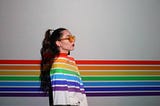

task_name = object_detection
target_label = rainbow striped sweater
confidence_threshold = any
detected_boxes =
[50,53,88,106]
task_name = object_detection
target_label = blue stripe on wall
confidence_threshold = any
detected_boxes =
[1,81,160,86]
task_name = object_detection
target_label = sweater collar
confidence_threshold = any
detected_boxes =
[59,53,68,57]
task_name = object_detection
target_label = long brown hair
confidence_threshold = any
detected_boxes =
[40,28,67,93]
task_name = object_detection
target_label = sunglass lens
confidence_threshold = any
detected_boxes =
[69,36,75,42]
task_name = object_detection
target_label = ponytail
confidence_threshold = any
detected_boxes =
[40,29,54,93]
[40,28,67,93]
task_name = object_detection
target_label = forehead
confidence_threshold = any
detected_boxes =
[61,30,71,37]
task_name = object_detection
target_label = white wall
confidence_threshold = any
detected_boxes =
[0,0,160,60]
[0,0,160,106]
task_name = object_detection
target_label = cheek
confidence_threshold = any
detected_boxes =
[61,42,74,50]
[61,42,71,48]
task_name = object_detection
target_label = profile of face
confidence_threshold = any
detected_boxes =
[56,30,75,53]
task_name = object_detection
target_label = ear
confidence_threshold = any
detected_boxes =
[56,40,61,47]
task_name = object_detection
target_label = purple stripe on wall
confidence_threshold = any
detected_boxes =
[1,92,160,97]
[0,93,47,97]
[1,87,160,91]
[86,92,160,96]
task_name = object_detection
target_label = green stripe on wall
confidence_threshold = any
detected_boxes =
[1,76,160,81]
[0,76,40,81]
[82,76,160,81]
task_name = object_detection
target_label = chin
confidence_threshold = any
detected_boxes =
[70,48,74,51]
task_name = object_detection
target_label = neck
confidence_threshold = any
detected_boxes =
[59,51,70,55]
[59,48,69,54]
[60,51,69,54]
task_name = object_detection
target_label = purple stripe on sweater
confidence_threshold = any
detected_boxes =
[52,86,85,94]
[51,80,84,89]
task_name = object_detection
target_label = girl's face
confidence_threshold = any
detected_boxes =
[56,30,75,53]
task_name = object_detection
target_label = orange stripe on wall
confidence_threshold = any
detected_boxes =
[0,66,160,70]
[0,66,40,70]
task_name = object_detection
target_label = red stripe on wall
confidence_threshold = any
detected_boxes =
[0,60,160,65]
[76,60,160,65]
[0,60,40,64]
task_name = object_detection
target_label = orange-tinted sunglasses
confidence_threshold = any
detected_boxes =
[59,35,75,42]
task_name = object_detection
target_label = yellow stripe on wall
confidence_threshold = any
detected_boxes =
[1,70,160,76]
[0,71,40,75]
[0,66,40,70]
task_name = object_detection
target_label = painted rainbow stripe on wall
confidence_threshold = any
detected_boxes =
[0,60,160,97]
